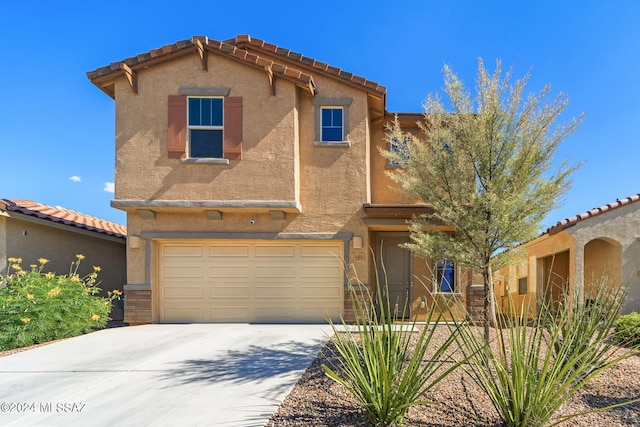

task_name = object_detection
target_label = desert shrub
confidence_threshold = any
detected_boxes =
[0,255,120,351]
[323,272,464,427]
[615,312,640,347]
[452,285,639,427]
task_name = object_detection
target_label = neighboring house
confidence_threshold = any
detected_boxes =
[0,199,127,321]
[495,194,640,316]
[87,35,481,325]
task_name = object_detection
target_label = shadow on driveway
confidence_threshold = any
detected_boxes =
[160,338,327,394]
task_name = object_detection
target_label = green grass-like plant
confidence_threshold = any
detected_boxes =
[615,311,640,347]
[0,255,120,351]
[322,273,464,426]
[451,284,640,427]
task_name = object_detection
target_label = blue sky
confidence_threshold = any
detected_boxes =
[1,1,638,230]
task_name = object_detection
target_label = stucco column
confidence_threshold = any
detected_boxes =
[572,240,585,304]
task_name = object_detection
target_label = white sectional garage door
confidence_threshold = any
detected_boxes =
[158,240,344,323]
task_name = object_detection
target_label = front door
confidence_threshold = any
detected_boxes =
[375,232,412,318]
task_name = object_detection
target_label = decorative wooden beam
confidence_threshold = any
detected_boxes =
[195,38,208,71]
[120,63,138,95]
[264,65,275,96]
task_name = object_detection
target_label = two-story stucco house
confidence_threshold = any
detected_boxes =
[88,35,477,325]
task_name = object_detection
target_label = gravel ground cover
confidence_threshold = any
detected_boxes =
[267,326,640,427]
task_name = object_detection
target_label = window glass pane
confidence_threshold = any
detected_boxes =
[211,98,223,126]
[188,98,223,126]
[188,98,201,125]
[437,260,455,292]
[321,107,343,141]
[322,108,333,125]
[190,129,223,158]
[518,277,528,295]
[322,127,342,142]
[332,108,342,126]
[201,98,212,126]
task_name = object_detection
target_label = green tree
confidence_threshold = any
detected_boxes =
[383,59,583,338]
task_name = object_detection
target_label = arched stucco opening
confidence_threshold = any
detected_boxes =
[583,237,622,297]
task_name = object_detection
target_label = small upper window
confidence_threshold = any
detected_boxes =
[436,259,455,293]
[188,97,223,158]
[312,97,351,146]
[321,107,343,142]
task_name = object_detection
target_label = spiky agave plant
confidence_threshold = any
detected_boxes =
[452,279,639,427]
[323,268,464,426]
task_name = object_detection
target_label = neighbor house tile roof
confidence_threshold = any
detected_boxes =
[87,35,386,100]
[0,199,126,239]
[546,193,640,235]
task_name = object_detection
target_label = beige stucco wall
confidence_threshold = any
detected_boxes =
[495,232,576,316]
[566,202,640,314]
[112,51,383,322]
[1,215,126,321]
[496,201,640,315]
[370,119,423,205]
[114,54,300,202]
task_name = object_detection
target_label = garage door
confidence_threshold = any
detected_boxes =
[158,240,344,323]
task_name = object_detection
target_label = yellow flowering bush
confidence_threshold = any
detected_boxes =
[0,255,121,351]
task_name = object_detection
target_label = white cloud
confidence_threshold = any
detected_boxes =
[103,182,115,193]
[69,176,82,182]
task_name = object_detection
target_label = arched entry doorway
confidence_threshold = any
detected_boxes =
[583,237,622,297]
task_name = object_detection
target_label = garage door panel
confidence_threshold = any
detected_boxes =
[163,286,204,299]
[255,265,296,278]
[254,286,295,299]
[255,245,295,257]
[163,246,203,257]
[208,245,249,257]
[209,286,250,299]
[163,265,204,278]
[301,245,340,257]
[209,265,251,278]
[159,240,343,323]
[209,307,250,321]
[254,306,297,320]
[162,307,204,323]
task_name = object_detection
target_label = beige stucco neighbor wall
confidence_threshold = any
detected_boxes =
[565,202,640,314]
[1,215,126,321]
[496,201,640,316]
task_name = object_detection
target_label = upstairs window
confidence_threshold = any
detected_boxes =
[436,259,455,293]
[167,92,242,161]
[312,97,351,146]
[188,97,224,158]
[321,107,343,142]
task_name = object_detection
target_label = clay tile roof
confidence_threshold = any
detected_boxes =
[87,35,317,98]
[545,193,640,235]
[0,199,126,239]
[226,35,386,96]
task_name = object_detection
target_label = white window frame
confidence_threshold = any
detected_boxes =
[434,259,457,294]
[187,96,224,159]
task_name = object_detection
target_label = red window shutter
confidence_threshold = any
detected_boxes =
[167,95,187,159]
[223,97,242,160]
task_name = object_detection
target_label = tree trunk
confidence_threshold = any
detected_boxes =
[483,265,498,341]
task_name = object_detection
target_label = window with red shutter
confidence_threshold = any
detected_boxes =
[167,95,242,161]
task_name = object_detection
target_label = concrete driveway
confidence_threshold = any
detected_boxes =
[0,324,333,426]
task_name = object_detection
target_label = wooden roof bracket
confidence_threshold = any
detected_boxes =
[264,64,276,96]
[195,38,208,71]
[120,63,138,95]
